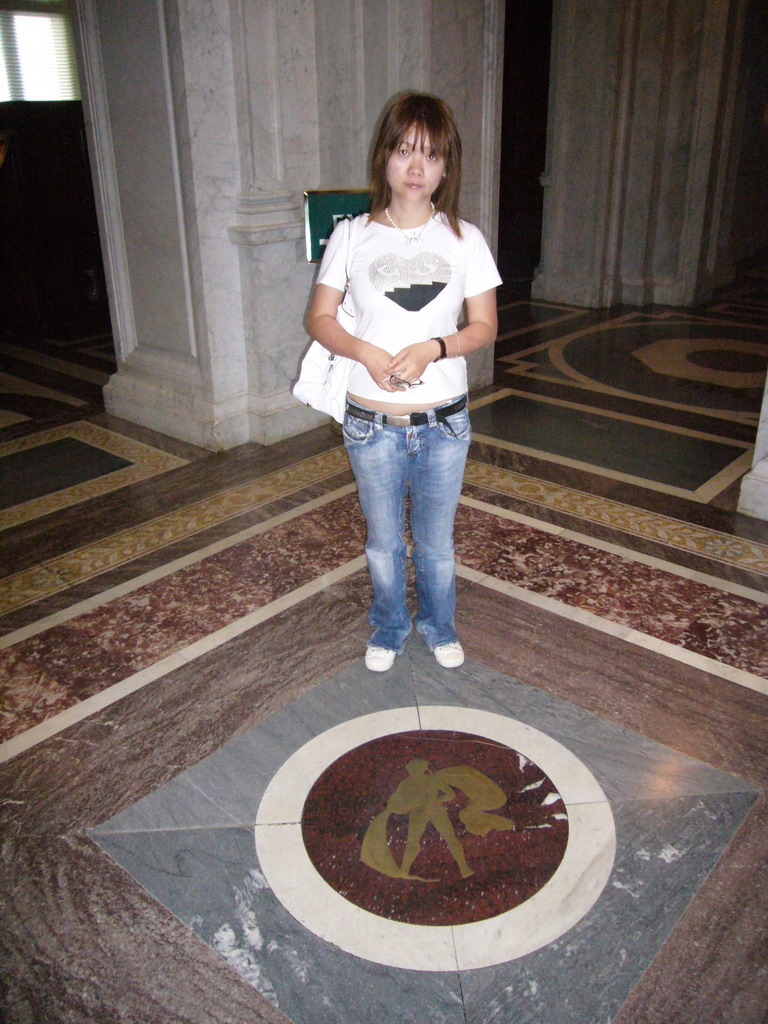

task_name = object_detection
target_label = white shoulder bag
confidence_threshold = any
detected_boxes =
[293,216,360,423]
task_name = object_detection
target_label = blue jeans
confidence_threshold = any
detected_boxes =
[343,396,471,652]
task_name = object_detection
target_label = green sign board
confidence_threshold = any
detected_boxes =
[304,189,370,262]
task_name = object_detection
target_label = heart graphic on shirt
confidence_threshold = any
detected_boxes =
[369,252,451,312]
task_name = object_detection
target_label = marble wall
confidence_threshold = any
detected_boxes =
[76,0,505,449]
[533,0,751,309]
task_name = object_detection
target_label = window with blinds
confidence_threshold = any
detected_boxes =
[0,2,80,101]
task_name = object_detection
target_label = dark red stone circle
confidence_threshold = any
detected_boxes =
[301,729,569,926]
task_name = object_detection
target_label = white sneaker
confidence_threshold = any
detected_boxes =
[433,641,464,668]
[365,646,397,672]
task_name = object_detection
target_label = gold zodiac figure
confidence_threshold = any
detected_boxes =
[360,758,515,882]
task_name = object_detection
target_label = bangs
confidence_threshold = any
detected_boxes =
[395,118,450,158]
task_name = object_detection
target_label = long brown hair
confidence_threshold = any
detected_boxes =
[369,92,463,237]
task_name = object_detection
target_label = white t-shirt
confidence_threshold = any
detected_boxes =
[316,213,502,406]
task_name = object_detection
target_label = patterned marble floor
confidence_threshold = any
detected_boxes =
[1,278,767,1023]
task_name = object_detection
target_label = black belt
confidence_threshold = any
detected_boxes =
[345,396,466,427]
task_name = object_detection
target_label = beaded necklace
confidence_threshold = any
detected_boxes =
[384,202,436,244]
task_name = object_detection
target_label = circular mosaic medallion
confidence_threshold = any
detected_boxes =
[301,729,568,926]
[255,706,615,971]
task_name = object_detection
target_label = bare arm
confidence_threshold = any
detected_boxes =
[385,287,499,381]
[306,284,405,393]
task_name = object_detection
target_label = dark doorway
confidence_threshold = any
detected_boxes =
[497,0,553,298]
[0,100,111,340]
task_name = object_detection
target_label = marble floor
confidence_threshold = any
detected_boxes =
[1,273,767,1023]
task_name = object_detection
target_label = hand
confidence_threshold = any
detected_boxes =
[385,340,439,383]
[360,345,411,392]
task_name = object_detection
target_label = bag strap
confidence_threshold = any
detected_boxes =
[343,213,364,284]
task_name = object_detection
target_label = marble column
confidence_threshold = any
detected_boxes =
[77,0,253,450]
[225,0,321,444]
[533,0,749,308]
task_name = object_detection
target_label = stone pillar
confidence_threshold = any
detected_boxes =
[533,0,749,308]
[225,0,321,443]
[77,0,253,449]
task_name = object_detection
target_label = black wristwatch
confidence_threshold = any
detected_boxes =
[432,337,447,361]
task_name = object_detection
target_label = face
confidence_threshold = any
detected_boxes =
[385,129,446,205]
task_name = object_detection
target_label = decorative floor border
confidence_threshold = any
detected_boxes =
[463,460,768,573]
[0,447,350,613]
[3,446,766,619]
[0,421,188,531]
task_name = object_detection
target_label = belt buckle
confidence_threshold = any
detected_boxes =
[387,414,412,427]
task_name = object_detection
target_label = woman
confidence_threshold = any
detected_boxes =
[307,92,501,672]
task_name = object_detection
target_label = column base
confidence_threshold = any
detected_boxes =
[737,458,768,521]
[103,369,249,451]
[104,367,335,450]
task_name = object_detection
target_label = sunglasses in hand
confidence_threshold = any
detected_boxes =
[389,375,424,389]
